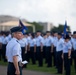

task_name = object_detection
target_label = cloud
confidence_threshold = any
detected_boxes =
[0,0,76,32]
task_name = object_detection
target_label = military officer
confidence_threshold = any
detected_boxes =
[18,34,28,68]
[62,35,72,75]
[42,33,47,60]
[2,32,9,62]
[45,31,53,67]
[29,33,36,65]
[18,34,27,60]
[53,32,58,66]
[36,31,43,67]
[24,33,31,62]
[56,32,64,74]
[72,31,76,73]
[6,26,23,75]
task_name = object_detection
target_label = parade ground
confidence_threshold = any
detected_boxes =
[0,65,53,75]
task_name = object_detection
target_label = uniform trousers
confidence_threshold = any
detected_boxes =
[30,47,36,64]
[73,50,76,72]
[21,47,27,68]
[43,46,46,59]
[53,47,56,66]
[46,46,52,67]
[0,49,2,60]
[64,53,71,75]
[2,44,7,62]
[7,62,22,75]
[21,47,26,61]
[36,46,43,67]
[27,51,30,62]
[70,50,74,66]
[56,51,63,73]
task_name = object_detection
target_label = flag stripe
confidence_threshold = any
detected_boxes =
[19,19,28,34]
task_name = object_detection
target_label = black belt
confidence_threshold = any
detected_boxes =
[8,62,21,66]
[8,62,13,64]
[57,51,62,52]
[46,46,51,47]
[2,44,6,46]
[37,46,40,48]
[64,53,68,54]
[8,62,20,64]
[30,47,34,48]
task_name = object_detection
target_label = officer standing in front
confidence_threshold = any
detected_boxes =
[62,35,72,75]
[6,26,23,75]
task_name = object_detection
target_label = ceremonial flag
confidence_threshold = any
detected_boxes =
[19,19,28,34]
[64,21,68,35]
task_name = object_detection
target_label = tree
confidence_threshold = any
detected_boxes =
[51,24,71,32]
[26,26,33,32]
[27,22,43,32]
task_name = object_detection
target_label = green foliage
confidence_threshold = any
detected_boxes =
[26,26,33,32]
[51,24,71,32]
[27,22,43,32]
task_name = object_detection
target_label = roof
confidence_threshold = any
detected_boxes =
[0,15,27,23]
[0,21,32,26]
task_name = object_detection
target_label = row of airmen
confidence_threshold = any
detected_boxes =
[0,31,11,62]
[0,30,76,75]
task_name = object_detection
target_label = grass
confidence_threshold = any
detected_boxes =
[0,60,7,66]
[26,60,57,74]
[0,59,76,75]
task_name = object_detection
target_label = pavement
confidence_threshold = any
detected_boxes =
[0,65,54,75]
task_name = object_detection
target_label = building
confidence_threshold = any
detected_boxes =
[0,15,35,32]
[38,22,54,32]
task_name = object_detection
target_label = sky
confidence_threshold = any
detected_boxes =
[0,0,76,32]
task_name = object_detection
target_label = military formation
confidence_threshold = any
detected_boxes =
[0,26,76,75]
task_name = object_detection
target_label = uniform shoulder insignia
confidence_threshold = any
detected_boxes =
[16,40,19,43]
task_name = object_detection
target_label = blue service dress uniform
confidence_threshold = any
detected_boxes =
[63,40,72,75]
[45,36,53,67]
[52,36,58,66]
[6,38,22,75]
[70,37,74,65]
[43,37,47,60]
[18,37,27,61]
[6,26,23,75]
[2,36,9,62]
[29,38,36,64]
[18,37,28,68]
[36,35,43,67]
[71,38,76,72]
[26,36,31,62]
[56,38,64,74]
